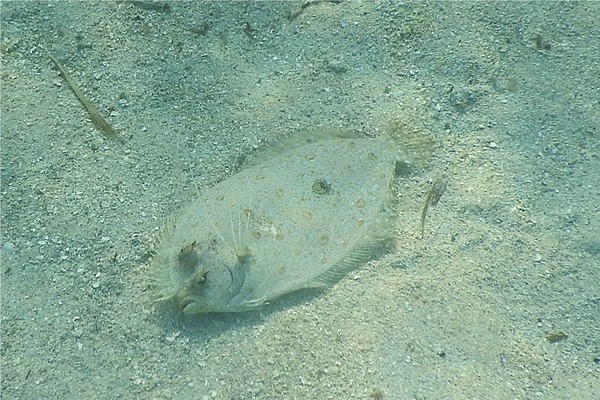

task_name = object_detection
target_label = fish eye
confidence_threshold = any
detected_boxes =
[195,271,208,287]
[178,243,200,274]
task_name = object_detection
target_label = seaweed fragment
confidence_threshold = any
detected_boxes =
[288,0,345,20]
[533,33,551,51]
[48,52,123,143]
[125,1,171,13]
[545,331,567,343]
[242,22,258,40]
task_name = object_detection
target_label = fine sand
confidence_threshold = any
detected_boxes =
[1,2,598,399]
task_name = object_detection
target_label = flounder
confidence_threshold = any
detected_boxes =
[154,131,422,314]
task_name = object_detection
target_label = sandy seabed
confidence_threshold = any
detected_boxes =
[1,2,598,399]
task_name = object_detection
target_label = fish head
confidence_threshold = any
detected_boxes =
[169,239,248,314]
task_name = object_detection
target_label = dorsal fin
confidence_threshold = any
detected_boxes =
[242,129,367,168]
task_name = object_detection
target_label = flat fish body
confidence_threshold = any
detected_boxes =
[154,133,406,314]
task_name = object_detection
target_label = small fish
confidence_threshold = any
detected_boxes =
[420,179,446,238]
[48,52,123,143]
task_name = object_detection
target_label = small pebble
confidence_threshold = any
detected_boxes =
[2,241,16,255]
